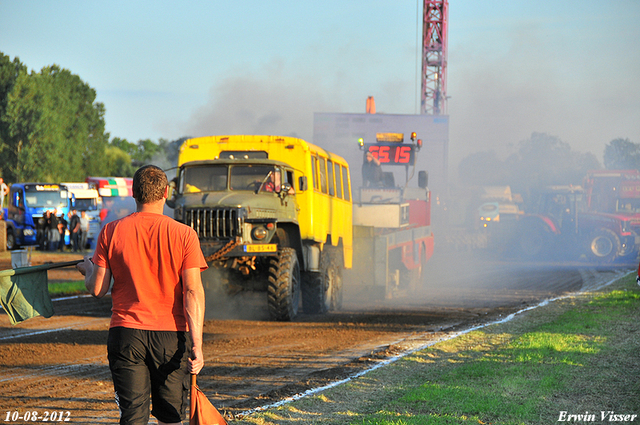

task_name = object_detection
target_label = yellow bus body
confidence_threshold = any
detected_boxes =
[178,135,353,268]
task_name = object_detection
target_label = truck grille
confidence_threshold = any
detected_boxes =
[184,208,244,240]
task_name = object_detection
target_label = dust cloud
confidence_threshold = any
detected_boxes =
[182,63,335,142]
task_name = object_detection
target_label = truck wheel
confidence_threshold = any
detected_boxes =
[302,249,343,314]
[267,247,301,321]
[587,228,620,263]
[6,229,17,251]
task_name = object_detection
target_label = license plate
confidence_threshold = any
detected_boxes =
[244,244,277,253]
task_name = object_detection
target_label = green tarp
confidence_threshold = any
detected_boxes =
[0,260,81,325]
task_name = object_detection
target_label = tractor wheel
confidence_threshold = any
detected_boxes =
[586,228,620,263]
[302,248,343,314]
[518,225,548,259]
[267,247,301,321]
[617,230,639,262]
[6,228,17,251]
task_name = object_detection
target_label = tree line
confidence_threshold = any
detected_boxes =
[2,51,638,192]
[457,133,640,205]
[0,52,183,183]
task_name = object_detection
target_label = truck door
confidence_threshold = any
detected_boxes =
[8,187,25,225]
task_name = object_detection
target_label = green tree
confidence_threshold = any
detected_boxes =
[457,132,601,206]
[0,53,27,176]
[134,138,162,164]
[104,146,136,177]
[603,138,640,170]
[109,137,137,158]
[0,61,109,182]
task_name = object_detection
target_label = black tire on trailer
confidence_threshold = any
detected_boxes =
[302,248,343,314]
[267,247,301,321]
[586,228,620,264]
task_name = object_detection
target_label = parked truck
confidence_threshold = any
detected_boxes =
[85,177,136,224]
[3,183,71,250]
[62,182,101,248]
[167,133,434,320]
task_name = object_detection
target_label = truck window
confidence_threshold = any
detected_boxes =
[183,165,228,193]
[327,160,335,196]
[229,165,275,191]
[74,198,98,211]
[334,162,343,199]
[311,156,318,191]
[25,188,68,209]
[319,157,327,194]
[341,166,350,202]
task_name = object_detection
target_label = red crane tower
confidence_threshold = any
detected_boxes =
[421,0,448,115]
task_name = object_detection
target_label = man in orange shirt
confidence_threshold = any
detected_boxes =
[77,165,207,425]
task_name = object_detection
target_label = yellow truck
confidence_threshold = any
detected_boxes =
[168,135,353,320]
[168,133,435,321]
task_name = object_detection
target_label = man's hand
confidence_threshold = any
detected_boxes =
[189,345,204,375]
[76,256,93,277]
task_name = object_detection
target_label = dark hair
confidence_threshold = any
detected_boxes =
[132,165,168,204]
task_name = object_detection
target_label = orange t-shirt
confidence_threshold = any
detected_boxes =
[93,212,207,331]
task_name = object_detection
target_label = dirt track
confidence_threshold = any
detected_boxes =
[0,250,632,423]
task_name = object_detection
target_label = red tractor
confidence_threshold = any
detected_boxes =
[499,185,638,263]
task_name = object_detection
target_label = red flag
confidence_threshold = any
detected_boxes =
[190,374,227,425]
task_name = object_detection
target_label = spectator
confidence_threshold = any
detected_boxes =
[0,177,8,216]
[48,209,60,251]
[79,210,89,251]
[68,209,81,252]
[57,212,67,251]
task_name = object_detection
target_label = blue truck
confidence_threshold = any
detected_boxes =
[2,183,72,250]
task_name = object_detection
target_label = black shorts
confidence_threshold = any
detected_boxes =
[107,327,190,425]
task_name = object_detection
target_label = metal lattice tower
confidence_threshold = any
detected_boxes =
[421,0,448,115]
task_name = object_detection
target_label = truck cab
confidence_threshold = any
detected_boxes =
[62,182,101,249]
[168,135,353,321]
[4,183,71,250]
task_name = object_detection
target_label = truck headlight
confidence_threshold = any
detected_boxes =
[24,229,34,236]
[252,226,268,240]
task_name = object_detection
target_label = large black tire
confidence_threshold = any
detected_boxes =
[267,247,301,321]
[302,248,343,314]
[6,228,17,251]
[617,230,639,262]
[518,225,548,259]
[586,228,620,263]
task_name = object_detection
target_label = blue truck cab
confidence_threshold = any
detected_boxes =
[3,183,71,250]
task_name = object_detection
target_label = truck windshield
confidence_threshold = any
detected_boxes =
[75,198,98,211]
[182,165,228,193]
[181,165,278,192]
[230,165,276,191]
[25,188,69,209]
[616,198,640,213]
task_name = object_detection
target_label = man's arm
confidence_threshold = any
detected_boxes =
[183,267,206,375]
[76,257,111,298]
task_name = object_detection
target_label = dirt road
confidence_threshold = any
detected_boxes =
[0,250,631,423]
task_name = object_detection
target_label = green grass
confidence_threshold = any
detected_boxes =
[237,275,640,425]
[48,280,86,296]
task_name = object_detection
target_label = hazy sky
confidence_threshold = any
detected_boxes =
[1,0,638,170]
